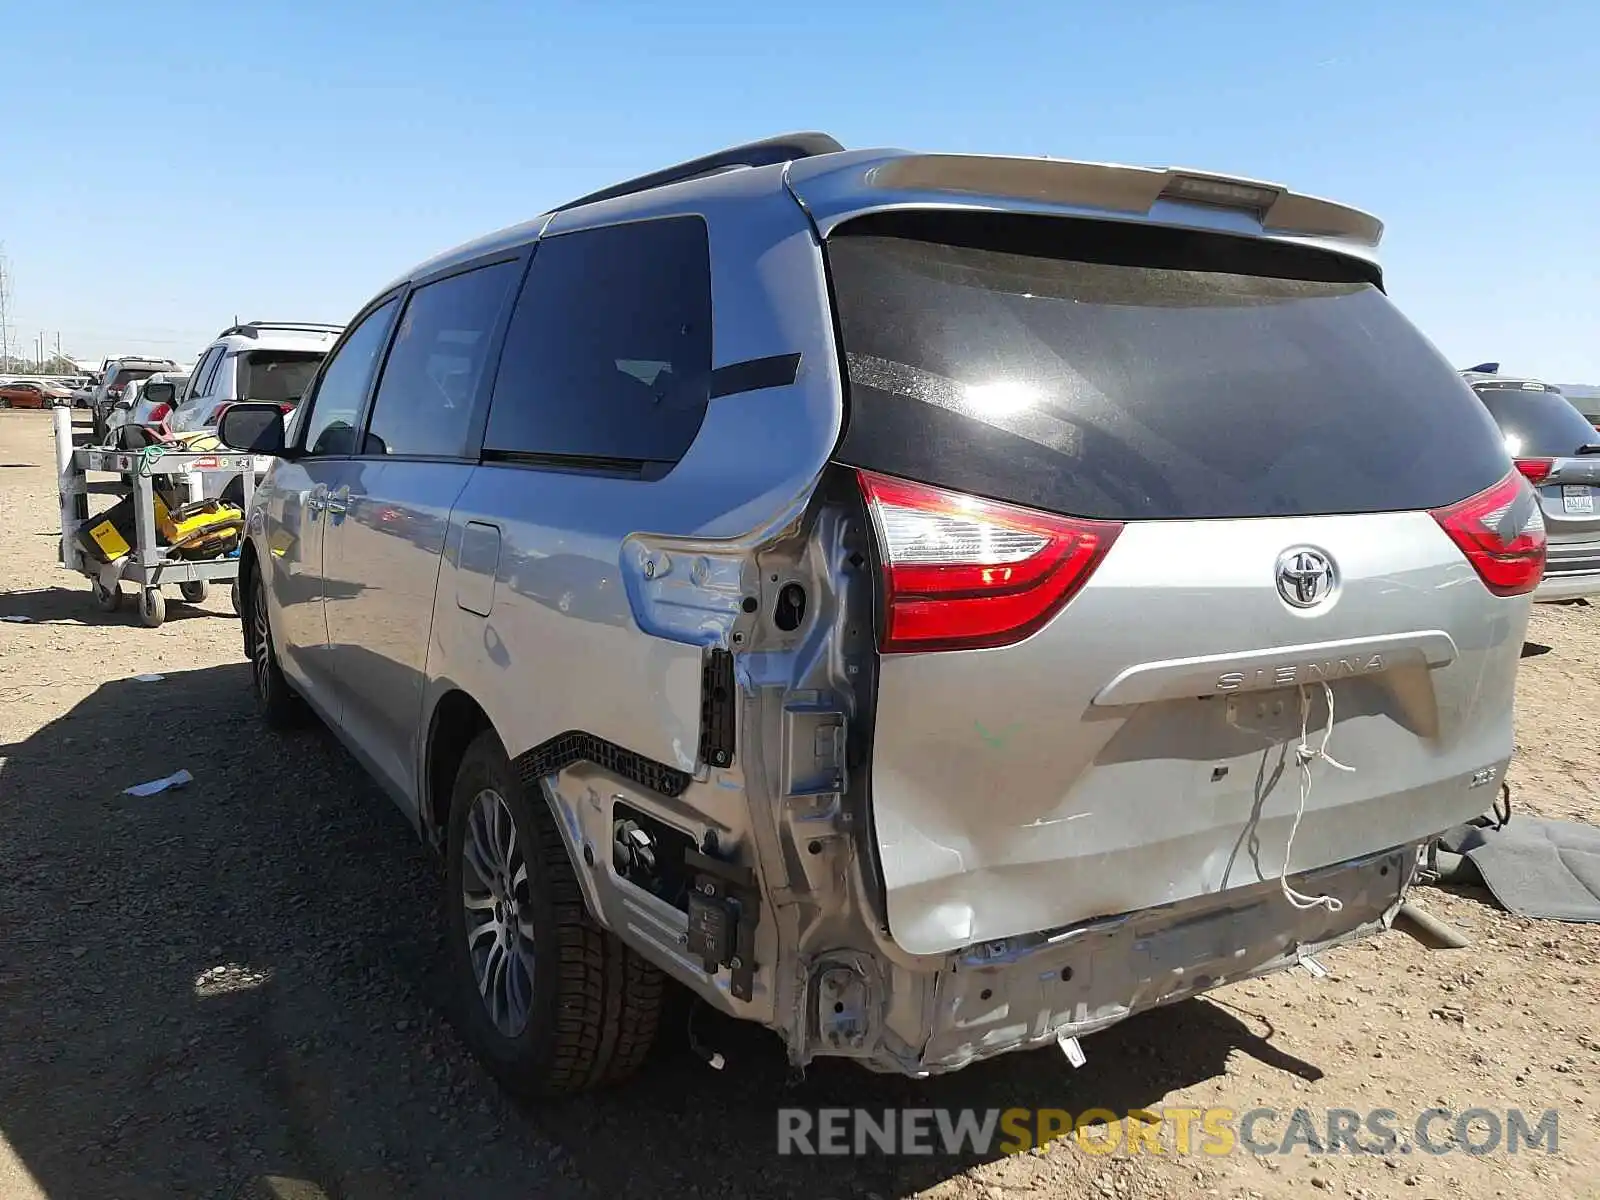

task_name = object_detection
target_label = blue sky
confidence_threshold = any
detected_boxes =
[5,0,1597,379]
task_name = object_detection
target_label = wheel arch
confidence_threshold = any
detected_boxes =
[421,690,621,934]
[421,687,495,854]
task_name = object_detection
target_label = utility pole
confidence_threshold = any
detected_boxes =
[56,332,62,374]
[0,245,10,372]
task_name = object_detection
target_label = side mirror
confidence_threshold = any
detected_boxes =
[218,401,293,457]
[143,381,176,405]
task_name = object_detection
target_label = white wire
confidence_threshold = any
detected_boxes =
[1279,680,1354,913]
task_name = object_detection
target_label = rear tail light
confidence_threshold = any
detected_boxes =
[147,403,170,425]
[1431,471,1546,597]
[1514,457,1553,485]
[207,402,232,425]
[857,470,1122,653]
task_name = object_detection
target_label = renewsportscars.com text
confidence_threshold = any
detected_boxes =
[776,1106,1560,1158]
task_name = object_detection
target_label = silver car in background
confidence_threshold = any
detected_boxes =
[103,371,191,441]
[1463,369,1600,601]
[219,133,1543,1099]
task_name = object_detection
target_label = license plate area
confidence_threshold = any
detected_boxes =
[1131,907,1239,974]
[1563,485,1594,515]
[1225,686,1303,739]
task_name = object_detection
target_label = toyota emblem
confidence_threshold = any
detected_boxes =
[1275,547,1336,609]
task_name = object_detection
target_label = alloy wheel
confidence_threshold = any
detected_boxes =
[460,788,536,1037]
[251,575,273,701]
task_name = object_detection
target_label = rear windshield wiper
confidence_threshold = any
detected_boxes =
[1577,444,1600,455]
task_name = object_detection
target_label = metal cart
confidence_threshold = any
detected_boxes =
[53,407,257,628]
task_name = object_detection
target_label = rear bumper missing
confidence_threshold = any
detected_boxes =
[804,843,1417,1076]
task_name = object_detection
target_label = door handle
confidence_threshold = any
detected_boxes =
[325,487,349,518]
[305,486,328,517]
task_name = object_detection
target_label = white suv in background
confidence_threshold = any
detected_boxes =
[171,321,343,503]
[171,321,342,435]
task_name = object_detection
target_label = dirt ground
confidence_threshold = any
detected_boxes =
[1,408,1596,1200]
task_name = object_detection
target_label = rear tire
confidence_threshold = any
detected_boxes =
[243,567,305,729]
[444,731,663,1098]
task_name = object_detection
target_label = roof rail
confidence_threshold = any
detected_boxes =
[219,320,345,340]
[551,131,844,214]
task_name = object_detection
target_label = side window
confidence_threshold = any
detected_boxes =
[483,216,712,467]
[189,348,224,401]
[180,352,208,401]
[299,299,400,457]
[364,260,520,458]
[213,354,238,403]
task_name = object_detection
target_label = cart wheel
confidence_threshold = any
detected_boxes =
[229,581,241,617]
[138,588,166,628]
[91,579,122,613]
[179,580,208,604]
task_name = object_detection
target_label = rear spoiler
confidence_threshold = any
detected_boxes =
[786,151,1385,264]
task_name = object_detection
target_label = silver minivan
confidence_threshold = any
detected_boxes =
[218,133,1543,1098]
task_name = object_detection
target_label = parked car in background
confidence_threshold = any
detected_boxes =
[70,376,100,408]
[0,379,73,409]
[104,371,191,441]
[170,321,341,436]
[168,322,341,505]
[1463,368,1600,601]
[221,134,1541,1100]
[91,356,181,439]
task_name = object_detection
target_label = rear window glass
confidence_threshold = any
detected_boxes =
[826,217,1510,521]
[239,350,325,407]
[1472,384,1599,457]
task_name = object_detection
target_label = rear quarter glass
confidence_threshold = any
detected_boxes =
[826,213,1510,521]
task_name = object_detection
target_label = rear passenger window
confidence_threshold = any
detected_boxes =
[484,217,712,467]
[365,260,521,458]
